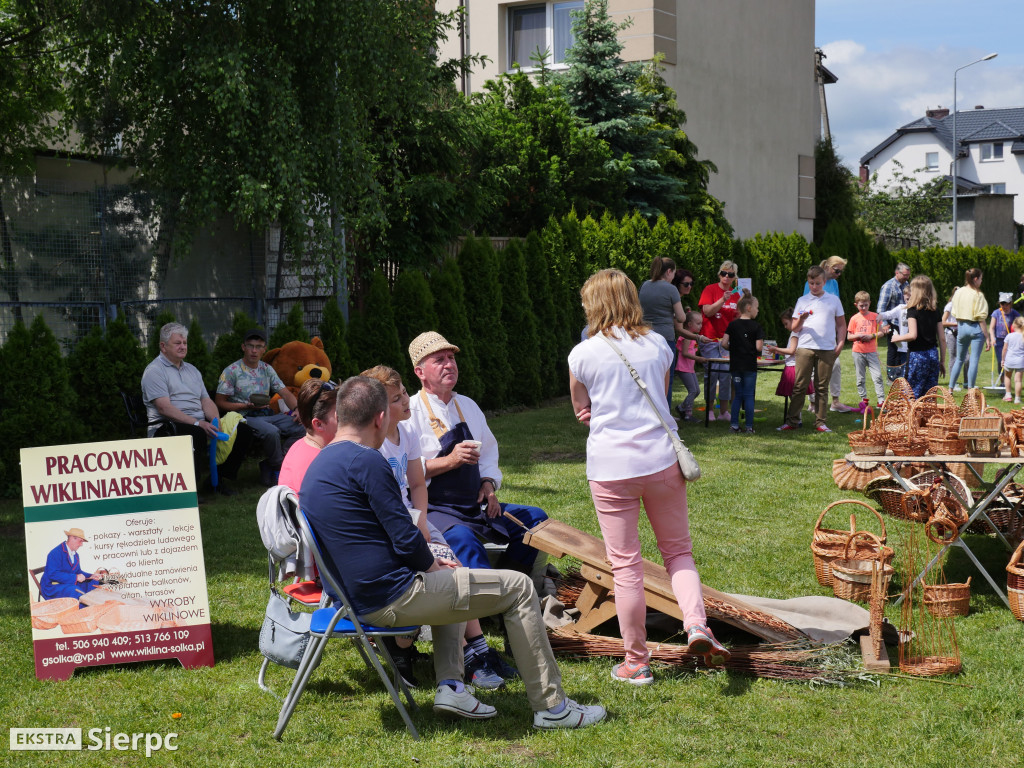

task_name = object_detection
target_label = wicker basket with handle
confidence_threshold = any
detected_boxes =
[848,408,888,455]
[811,500,887,587]
[831,530,895,603]
[1008,539,1024,621]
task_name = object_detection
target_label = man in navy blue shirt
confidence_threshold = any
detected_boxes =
[301,376,605,729]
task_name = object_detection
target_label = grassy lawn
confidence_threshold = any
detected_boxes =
[2,345,1023,767]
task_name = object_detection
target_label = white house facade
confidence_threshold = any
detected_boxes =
[435,0,822,241]
[860,106,1024,240]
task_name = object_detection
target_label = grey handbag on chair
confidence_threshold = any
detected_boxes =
[259,588,314,670]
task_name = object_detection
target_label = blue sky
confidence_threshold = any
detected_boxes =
[816,0,1024,169]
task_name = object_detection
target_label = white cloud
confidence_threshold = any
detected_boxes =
[820,40,1024,169]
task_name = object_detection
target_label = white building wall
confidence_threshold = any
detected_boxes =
[435,0,817,240]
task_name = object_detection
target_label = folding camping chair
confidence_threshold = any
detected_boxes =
[272,510,421,740]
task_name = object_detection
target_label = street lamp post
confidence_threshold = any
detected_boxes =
[952,53,997,246]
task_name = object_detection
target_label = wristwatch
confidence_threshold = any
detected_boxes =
[193,419,201,427]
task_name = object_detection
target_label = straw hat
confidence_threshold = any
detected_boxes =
[64,527,88,541]
[409,332,460,367]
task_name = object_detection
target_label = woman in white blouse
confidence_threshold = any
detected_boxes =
[567,269,729,686]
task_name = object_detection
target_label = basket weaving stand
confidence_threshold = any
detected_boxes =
[519,517,805,643]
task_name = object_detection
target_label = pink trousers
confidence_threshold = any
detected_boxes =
[589,463,707,665]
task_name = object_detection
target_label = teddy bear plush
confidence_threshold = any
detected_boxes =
[262,338,333,413]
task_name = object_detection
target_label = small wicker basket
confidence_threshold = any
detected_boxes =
[899,656,962,676]
[848,408,888,455]
[1007,539,1024,622]
[30,598,80,630]
[923,577,971,618]
[811,501,887,587]
[831,531,894,603]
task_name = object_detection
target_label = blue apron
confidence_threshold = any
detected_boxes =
[421,393,508,545]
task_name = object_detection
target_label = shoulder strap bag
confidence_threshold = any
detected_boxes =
[599,333,701,481]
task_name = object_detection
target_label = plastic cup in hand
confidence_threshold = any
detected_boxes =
[462,440,482,452]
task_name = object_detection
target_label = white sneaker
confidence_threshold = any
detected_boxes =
[1015,398,1021,405]
[433,685,497,719]
[533,698,607,729]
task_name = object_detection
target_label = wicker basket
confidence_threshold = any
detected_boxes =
[959,388,986,417]
[831,531,894,603]
[30,598,80,630]
[923,577,971,618]
[908,469,972,512]
[58,602,118,634]
[877,379,914,439]
[913,387,960,440]
[1008,539,1024,622]
[888,436,929,456]
[811,500,887,588]
[848,408,888,455]
[96,604,166,633]
[925,499,968,544]
[899,656,963,676]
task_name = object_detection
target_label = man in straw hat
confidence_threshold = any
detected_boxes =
[406,332,549,576]
[40,527,107,601]
[301,376,605,728]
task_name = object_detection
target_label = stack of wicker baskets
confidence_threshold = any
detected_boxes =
[914,387,967,455]
[847,408,888,456]
[877,379,917,454]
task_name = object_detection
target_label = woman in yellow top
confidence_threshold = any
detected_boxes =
[947,268,991,390]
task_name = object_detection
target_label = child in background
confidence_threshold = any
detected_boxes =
[721,292,764,433]
[766,308,811,419]
[361,365,514,691]
[878,284,911,381]
[674,311,707,421]
[1001,316,1024,404]
[847,290,885,410]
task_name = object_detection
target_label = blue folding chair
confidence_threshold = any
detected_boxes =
[273,510,421,740]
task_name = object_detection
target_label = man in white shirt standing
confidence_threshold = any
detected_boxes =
[406,332,548,580]
[779,266,847,433]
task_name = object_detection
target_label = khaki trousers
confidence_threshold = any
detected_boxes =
[363,567,564,712]
[787,348,837,428]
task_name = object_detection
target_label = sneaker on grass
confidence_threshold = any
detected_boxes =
[433,684,496,719]
[533,698,607,729]
[610,660,654,686]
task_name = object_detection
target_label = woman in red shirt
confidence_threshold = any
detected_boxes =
[697,261,741,421]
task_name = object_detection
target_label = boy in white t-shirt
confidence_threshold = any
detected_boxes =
[779,266,846,433]
[361,365,514,691]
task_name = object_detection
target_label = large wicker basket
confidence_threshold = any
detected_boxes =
[831,531,894,603]
[1008,539,1024,622]
[30,598,80,630]
[811,500,887,587]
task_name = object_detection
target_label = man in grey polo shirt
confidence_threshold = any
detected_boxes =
[141,322,252,495]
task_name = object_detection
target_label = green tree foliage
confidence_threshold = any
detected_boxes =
[497,240,542,406]
[0,315,81,495]
[430,257,483,401]
[65,0,484,277]
[346,270,403,372]
[456,236,510,409]
[636,55,729,231]
[474,68,623,236]
[319,299,353,380]
[813,137,857,245]
[558,0,683,219]
[392,270,440,387]
[522,232,562,398]
[268,303,310,350]
[0,0,71,173]
[65,314,147,442]
[856,160,951,248]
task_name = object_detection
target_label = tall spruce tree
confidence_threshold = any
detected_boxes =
[346,270,404,372]
[558,0,683,219]
[392,269,440,387]
[523,232,562,398]
[813,137,857,246]
[319,299,354,379]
